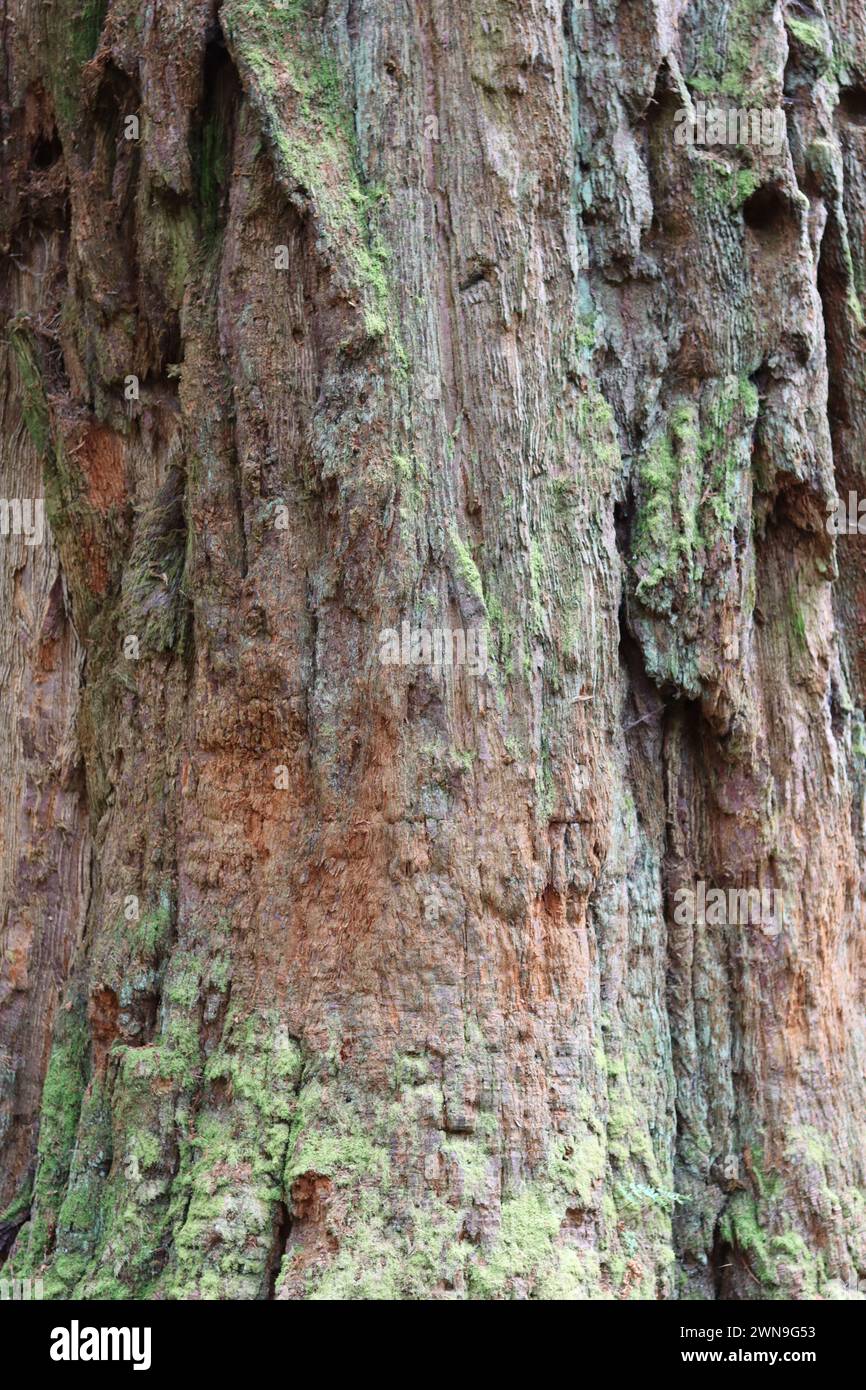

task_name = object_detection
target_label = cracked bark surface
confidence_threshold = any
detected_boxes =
[0,0,864,1300]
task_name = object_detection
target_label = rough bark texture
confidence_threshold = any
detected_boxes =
[1,0,865,1300]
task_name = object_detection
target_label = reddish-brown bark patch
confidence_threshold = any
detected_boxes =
[73,423,126,512]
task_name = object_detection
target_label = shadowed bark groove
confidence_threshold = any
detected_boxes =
[0,0,864,1300]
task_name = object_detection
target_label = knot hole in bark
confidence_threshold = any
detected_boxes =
[838,86,866,126]
[741,184,793,239]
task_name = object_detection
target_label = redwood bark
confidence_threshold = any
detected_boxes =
[1,0,865,1300]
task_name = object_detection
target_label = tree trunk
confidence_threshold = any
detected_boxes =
[1,0,865,1301]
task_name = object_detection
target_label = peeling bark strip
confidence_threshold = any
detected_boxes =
[0,0,864,1302]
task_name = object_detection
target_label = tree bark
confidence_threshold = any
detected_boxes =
[1,0,865,1300]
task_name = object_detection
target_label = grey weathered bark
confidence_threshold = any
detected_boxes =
[0,0,864,1299]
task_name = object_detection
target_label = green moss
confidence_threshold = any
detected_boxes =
[748,1146,784,1202]
[633,406,700,606]
[128,894,173,964]
[440,1136,491,1203]
[734,168,761,206]
[8,318,51,455]
[19,989,686,1300]
[574,317,597,352]
[528,539,547,635]
[166,953,203,1009]
[689,0,775,102]
[47,1078,114,1295]
[390,1052,432,1089]
[786,1125,831,1170]
[102,1011,303,1299]
[847,286,866,329]
[118,482,189,656]
[394,452,430,521]
[504,733,525,761]
[197,98,231,247]
[694,162,763,216]
[632,376,757,626]
[485,589,517,680]
[547,1133,605,1206]
[393,452,413,484]
[8,1001,89,1274]
[575,385,620,477]
[45,0,108,128]
[789,588,808,651]
[296,1187,466,1301]
[716,1148,799,1295]
[785,16,827,56]
[223,0,397,348]
[271,1070,673,1299]
[277,1077,479,1300]
[771,1230,809,1259]
[166,1100,289,1298]
[466,1182,604,1300]
[536,741,555,825]
[832,37,858,87]
[469,1189,560,1297]
[720,1190,777,1287]
[449,524,486,605]
[208,953,232,993]
[285,1083,390,1187]
[6,319,110,624]
[0,1183,33,1229]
